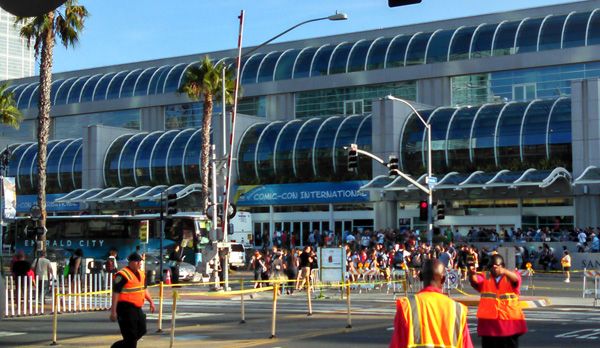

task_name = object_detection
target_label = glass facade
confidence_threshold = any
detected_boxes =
[295,82,416,118]
[102,128,206,187]
[53,109,140,139]
[236,114,372,185]
[451,62,600,106]
[1,139,81,194]
[10,6,600,109]
[400,97,571,175]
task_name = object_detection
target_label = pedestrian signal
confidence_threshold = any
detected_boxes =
[419,200,428,221]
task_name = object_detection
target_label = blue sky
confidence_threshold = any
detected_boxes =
[50,0,576,73]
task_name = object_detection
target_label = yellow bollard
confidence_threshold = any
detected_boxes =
[306,275,313,316]
[157,281,164,333]
[269,282,279,339]
[170,290,178,348]
[345,280,352,329]
[51,293,59,345]
[240,279,246,324]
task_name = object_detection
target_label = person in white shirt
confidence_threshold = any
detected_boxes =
[32,251,54,299]
[578,229,588,245]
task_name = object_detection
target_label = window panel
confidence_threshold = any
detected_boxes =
[274,120,304,179]
[104,134,133,187]
[588,10,600,46]
[310,45,335,77]
[162,64,188,94]
[563,12,589,48]
[328,42,352,75]
[237,123,269,184]
[105,71,129,100]
[313,116,343,178]
[150,130,179,185]
[134,131,163,186]
[425,29,454,64]
[294,118,324,180]
[292,47,318,79]
[427,107,455,173]
[347,39,373,72]
[274,49,300,81]
[65,76,90,105]
[92,73,116,101]
[522,99,554,165]
[547,98,571,169]
[256,122,285,182]
[539,14,567,51]
[446,106,479,171]
[119,69,143,98]
[515,17,544,54]
[492,21,519,56]
[496,102,528,167]
[400,110,432,174]
[405,32,432,66]
[449,26,476,61]
[366,37,391,70]
[119,132,147,187]
[241,54,266,85]
[257,51,283,83]
[386,35,411,68]
[133,67,158,97]
[79,74,102,103]
[471,104,503,169]
[166,129,194,185]
[182,129,202,184]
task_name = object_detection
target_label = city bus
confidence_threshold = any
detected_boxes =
[9,213,212,269]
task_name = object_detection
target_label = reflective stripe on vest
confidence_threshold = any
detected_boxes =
[116,267,146,307]
[406,293,466,348]
[476,272,525,321]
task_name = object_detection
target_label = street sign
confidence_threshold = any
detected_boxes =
[445,269,460,289]
[139,220,149,243]
[427,176,437,188]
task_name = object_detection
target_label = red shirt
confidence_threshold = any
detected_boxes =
[472,272,528,337]
[389,286,474,348]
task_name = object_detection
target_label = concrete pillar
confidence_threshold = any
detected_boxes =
[265,93,295,121]
[82,125,136,189]
[374,200,398,231]
[269,205,274,246]
[417,77,451,107]
[329,203,335,234]
[140,106,165,131]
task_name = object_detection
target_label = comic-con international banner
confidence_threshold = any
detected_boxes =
[1,176,16,220]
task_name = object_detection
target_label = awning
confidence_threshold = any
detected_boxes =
[574,166,600,185]
[360,167,574,193]
[54,184,202,204]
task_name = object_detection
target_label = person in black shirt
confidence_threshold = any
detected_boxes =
[296,246,312,290]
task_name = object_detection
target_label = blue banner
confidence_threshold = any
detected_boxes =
[234,181,370,206]
[17,194,81,213]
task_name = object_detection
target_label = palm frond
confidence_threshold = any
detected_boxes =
[0,84,23,129]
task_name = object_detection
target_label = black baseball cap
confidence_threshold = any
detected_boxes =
[128,253,143,262]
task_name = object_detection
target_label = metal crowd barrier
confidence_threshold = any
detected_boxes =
[582,268,600,306]
[2,273,112,318]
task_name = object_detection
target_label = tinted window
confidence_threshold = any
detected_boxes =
[446,106,479,171]
[274,120,304,178]
[539,15,567,51]
[400,110,433,174]
[310,45,335,77]
[66,76,89,104]
[104,134,133,187]
[328,42,352,75]
[515,18,543,54]
[182,129,202,184]
[428,107,455,173]
[294,118,324,180]
[133,67,158,97]
[492,21,519,56]
[470,23,497,58]
[587,10,600,46]
[366,37,391,70]
[92,73,116,101]
[471,104,503,169]
[522,99,554,166]
[563,12,589,48]
[119,69,144,98]
[163,64,188,93]
[274,49,300,81]
[237,123,268,184]
[241,54,266,85]
[257,52,283,83]
[150,131,179,185]
[347,39,373,72]
[548,98,571,169]
[496,102,528,166]
[426,29,454,64]
[405,32,432,66]
[79,74,102,103]
[166,129,195,185]
[449,26,476,61]
[119,133,147,187]
[386,35,411,68]
[256,122,285,182]
[293,47,318,79]
[313,116,343,178]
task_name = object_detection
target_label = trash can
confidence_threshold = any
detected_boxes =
[146,270,156,285]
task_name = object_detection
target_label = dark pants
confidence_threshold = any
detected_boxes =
[481,335,519,348]
[111,302,146,348]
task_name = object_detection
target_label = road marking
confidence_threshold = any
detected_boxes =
[556,329,600,340]
[0,331,25,337]
[147,312,223,320]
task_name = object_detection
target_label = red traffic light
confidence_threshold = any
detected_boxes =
[419,201,428,209]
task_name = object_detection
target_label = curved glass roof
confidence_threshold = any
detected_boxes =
[237,114,373,185]
[1,138,82,194]
[399,97,571,175]
[10,8,600,109]
[102,127,206,187]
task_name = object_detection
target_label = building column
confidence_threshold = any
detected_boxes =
[269,205,274,247]
[374,200,398,231]
[329,203,334,234]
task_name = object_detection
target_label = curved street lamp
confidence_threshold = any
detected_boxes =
[384,95,434,245]
[220,11,348,291]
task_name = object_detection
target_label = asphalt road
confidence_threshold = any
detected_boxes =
[0,272,598,347]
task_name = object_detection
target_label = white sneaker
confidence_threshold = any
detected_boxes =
[564,279,570,283]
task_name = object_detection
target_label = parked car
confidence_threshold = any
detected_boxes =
[117,254,195,283]
[229,243,246,269]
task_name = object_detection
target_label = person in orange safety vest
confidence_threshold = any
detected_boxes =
[468,254,527,348]
[389,259,473,348]
[109,253,155,348]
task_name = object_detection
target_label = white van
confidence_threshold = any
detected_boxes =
[229,243,246,268]
[228,211,253,247]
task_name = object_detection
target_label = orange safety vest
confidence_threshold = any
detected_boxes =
[116,267,146,307]
[398,291,468,348]
[476,272,525,321]
[561,255,571,268]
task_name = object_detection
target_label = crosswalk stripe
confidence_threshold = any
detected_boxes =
[0,331,25,338]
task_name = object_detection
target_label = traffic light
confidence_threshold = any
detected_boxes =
[388,0,422,7]
[437,202,445,220]
[166,193,178,216]
[388,156,399,176]
[419,200,428,221]
[347,149,358,171]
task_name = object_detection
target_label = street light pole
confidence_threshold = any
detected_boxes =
[220,10,349,273]
[384,95,434,245]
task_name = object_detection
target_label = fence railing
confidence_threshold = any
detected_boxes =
[3,273,112,318]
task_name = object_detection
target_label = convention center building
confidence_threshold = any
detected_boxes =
[3,0,600,244]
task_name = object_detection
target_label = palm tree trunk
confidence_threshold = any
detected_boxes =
[36,11,55,253]
[201,93,213,214]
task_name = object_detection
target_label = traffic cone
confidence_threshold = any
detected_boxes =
[165,269,172,285]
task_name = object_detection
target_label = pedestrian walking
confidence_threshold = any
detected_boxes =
[32,250,54,299]
[561,250,571,283]
[110,253,155,348]
[389,259,473,348]
[468,254,527,348]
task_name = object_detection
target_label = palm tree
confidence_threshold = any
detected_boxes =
[0,83,22,129]
[179,56,235,213]
[15,1,88,251]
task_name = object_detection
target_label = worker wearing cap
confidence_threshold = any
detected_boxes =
[110,253,155,348]
[389,259,473,348]
[468,254,527,348]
